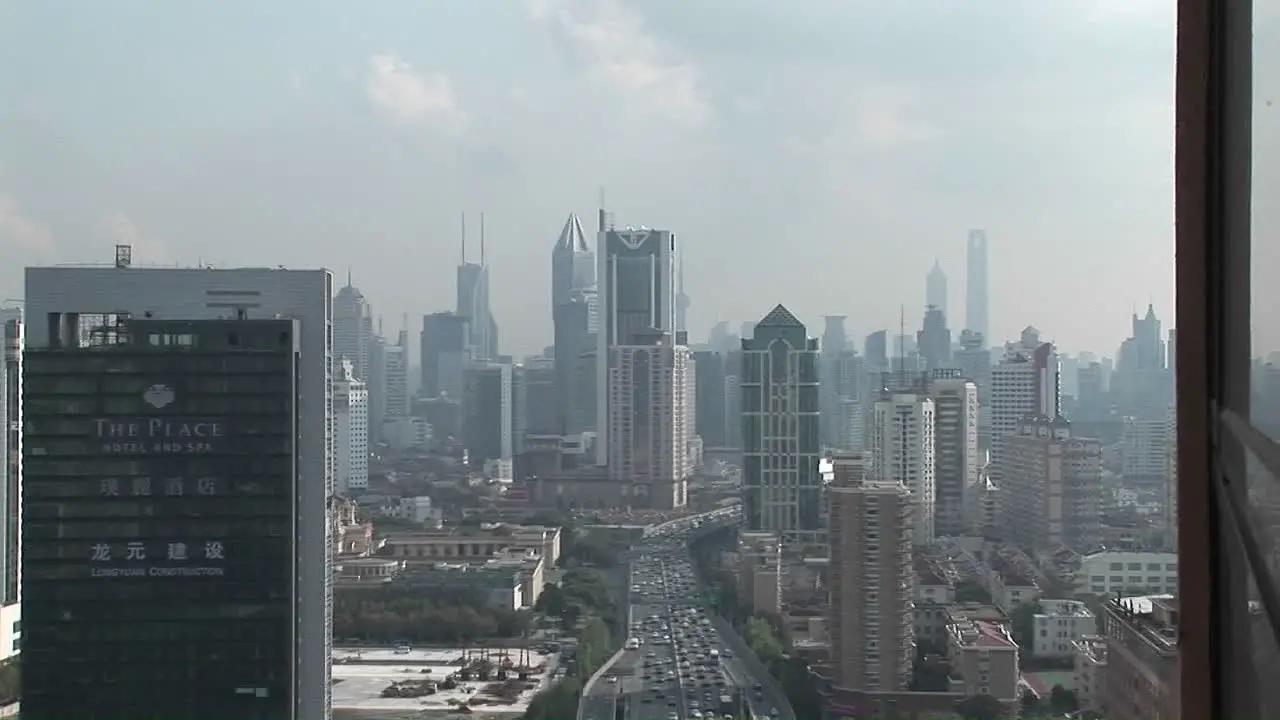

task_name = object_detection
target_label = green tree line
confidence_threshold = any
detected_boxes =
[333,587,531,644]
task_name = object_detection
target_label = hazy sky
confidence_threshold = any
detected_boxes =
[0,0,1178,357]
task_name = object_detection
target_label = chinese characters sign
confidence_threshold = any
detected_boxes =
[93,417,226,455]
[98,476,219,498]
[87,540,228,578]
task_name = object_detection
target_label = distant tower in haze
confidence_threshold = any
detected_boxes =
[551,212,596,434]
[457,213,499,362]
[965,230,989,345]
[675,248,690,334]
[926,260,948,322]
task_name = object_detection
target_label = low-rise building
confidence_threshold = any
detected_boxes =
[394,564,526,610]
[946,611,1020,709]
[1072,634,1108,713]
[913,559,957,647]
[1076,550,1177,596]
[379,496,444,527]
[1032,599,1097,658]
[379,524,561,566]
[983,554,1041,612]
[736,531,782,616]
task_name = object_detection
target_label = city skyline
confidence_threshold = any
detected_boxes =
[0,1,1179,356]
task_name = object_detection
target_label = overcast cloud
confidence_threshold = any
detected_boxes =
[0,0,1184,356]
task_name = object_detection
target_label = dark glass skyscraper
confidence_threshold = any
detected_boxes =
[22,318,300,720]
[740,305,822,544]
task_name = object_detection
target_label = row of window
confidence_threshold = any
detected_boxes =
[26,396,294,415]
[26,375,293,395]
[1105,562,1178,571]
[26,476,294,498]
[25,582,293,605]
[24,517,294,541]
[27,416,293,437]
[26,354,292,374]
[25,496,293,519]
[24,456,293,477]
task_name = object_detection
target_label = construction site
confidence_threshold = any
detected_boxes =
[332,645,561,720]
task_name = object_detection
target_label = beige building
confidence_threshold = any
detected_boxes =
[379,524,561,566]
[946,611,1020,706]
[1072,634,1108,713]
[607,330,692,510]
[736,531,782,615]
[824,452,915,692]
[999,416,1102,551]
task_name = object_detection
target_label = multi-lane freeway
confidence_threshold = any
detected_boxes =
[580,516,794,720]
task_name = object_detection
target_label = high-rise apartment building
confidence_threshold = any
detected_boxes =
[990,327,1061,486]
[741,305,822,544]
[607,329,691,510]
[22,263,333,720]
[335,358,369,493]
[552,213,596,435]
[965,229,989,342]
[0,308,21,607]
[1000,417,1102,550]
[824,452,915,693]
[930,376,980,537]
[926,260,948,322]
[596,226,676,466]
[871,391,936,546]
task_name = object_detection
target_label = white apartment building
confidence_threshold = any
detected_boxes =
[382,332,409,432]
[1076,550,1178,596]
[24,262,334,720]
[334,358,370,492]
[872,393,936,546]
[990,327,1060,485]
[607,329,691,509]
[1072,635,1108,713]
[1032,599,1097,658]
[929,377,979,537]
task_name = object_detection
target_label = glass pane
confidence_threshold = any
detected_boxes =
[1256,4,1280,438]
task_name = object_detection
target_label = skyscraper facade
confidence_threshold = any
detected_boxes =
[871,391,936,546]
[926,260,948,322]
[929,376,980,537]
[741,305,822,544]
[463,362,515,467]
[917,305,952,370]
[823,452,915,694]
[457,216,499,362]
[552,213,596,434]
[965,229,989,342]
[335,358,369,493]
[0,308,21,607]
[607,329,691,510]
[332,279,372,381]
[595,226,676,466]
[421,312,468,400]
[991,327,1061,488]
[22,265,333,720]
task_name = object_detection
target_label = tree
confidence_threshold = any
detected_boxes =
[1049,685,1079,714]
[955,693,1006,720]
[955,580,992,603]
[1009,600,1044,652]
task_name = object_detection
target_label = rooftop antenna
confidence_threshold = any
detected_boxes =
[460,212,467,265]
[480,211,487,267]
[347,266,352,287]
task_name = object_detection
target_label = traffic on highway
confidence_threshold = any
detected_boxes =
[581,511,790,720]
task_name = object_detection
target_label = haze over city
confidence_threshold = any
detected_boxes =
[0,0,1182,356]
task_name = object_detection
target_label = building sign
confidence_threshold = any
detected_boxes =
[93,417,226,455]
[88,539,227,579]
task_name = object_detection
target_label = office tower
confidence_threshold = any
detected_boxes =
[607,329,691,510]
[23,264,332,718]
[23,262,332,720]
[0,308,20,608]
[515,357,558,441]
[1123,410,1177,498]
[383,330,409,430]
[421,312,469,400]
[965,229,989,342]
[820,316,849,448]
[335,358,370,493]
[552,213,597,435]
[367,334,387,444]
[570,338,599,436]
[332,276,373,381]
[463,362,515,467]
[1167,328,1178,375]
[822,349,865,452]
[930,376,980,537]
[457,214,499,362]
[871,391,936,546]
[675,249,690,334]
[990,327,1060,487]
[824,452,915,693]
[953,329,991,445]
[1119,304,1165,372]
[723,350,744,451]
[741,305,822,543]
[596,225,677,466]
[864,330,889,371]
[917,305,952,371]
[693,351,727,448]
[926,259,948,322]
[1000,417,1102,550]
